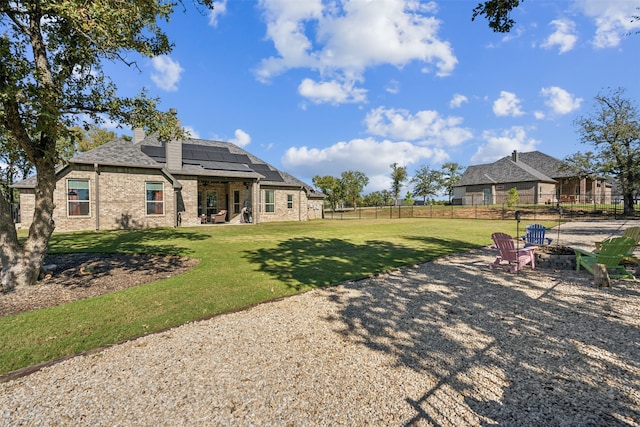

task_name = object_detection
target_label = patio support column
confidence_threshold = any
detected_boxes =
[94,163,100,230]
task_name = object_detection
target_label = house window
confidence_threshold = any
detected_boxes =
[67,179,90,216]
[287,194,294,209]
[233,190,240,214]
[146,182,164,215]
[265,190,275,213]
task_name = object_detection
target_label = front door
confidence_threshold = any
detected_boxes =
[206,190,218,221]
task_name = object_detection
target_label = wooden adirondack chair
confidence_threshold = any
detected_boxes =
[521,223,553,247]
[595,226,640,251]
[575,236,636,279]
[490,232,536,273]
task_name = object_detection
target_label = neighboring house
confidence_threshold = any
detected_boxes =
[12,129,324,232]
[452,150,612,206]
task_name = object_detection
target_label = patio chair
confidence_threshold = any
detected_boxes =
[212,210,227,224]
[575,236,636,279]
[595,226,640,251]
[490,232,536,273]
[521,223,553,247]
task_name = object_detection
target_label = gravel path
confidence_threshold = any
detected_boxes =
[1,221,639,426]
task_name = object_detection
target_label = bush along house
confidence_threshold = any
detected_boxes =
[12,127,325,232]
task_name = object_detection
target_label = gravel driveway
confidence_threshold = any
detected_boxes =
[1,221,639,426]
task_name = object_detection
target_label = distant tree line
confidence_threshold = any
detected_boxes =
[312,162,464,210]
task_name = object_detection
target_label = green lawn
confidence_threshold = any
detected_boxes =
[0,218,555,375]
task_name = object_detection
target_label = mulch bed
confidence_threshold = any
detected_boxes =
[0,253,200,317]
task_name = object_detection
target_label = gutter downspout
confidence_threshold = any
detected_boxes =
[94,163,100,230]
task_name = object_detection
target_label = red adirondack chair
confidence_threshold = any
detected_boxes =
[490,232,536,273]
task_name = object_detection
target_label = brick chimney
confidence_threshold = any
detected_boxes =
[133,127,145,144]
[512,150,519,162]
[165,109,182,172]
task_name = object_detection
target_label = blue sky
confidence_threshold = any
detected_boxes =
[106,0,640,193]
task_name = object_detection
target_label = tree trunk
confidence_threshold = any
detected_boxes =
[0,159,56,291]
[623,191,635,215]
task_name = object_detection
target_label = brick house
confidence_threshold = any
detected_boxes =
[12,130,324,232]
[452,150,612,205]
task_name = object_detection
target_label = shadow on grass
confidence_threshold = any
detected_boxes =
[320,247,640,425]
[46,228,208,256]
[242,236,478,291]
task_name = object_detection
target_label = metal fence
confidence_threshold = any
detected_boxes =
[324,194,638,221]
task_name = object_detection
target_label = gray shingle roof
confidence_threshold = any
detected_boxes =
[72,139,161,168]
[12,134,319,194]
[457,151,560,186]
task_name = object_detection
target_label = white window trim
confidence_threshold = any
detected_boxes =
[265,190,275,213]
[146,181,165,216]
[67,178,91,218]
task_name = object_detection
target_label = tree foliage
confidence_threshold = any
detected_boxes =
[390,162,408,205]
[472,0,522,33]
[312,175,343,211]
[573,88,640,214]
[410,165,443,204]
[506,187,520,207]
[340,170,369,209]
[440,162,464,202]
[0,1,214,290]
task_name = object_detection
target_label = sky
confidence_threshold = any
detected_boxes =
[104,0,640,194]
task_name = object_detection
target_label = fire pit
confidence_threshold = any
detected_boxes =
[534,245,576,270]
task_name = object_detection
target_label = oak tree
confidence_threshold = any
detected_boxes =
[0,1,213,290]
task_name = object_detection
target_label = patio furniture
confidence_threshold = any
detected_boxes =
[490,232,536,273]
[575,236,636,279]
[595,226,640,251]
[212,210,227,224]
[521,223,553,247]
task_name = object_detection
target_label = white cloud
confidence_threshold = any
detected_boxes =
[364,106,472,147]
[385,79,400,94]
[230,129,251,147]
[256,0,457,104]
[183,126,201,139]
[150,56,184,92]
[449,93,468,108]
[470,126,540,164]
[540,86,583,115]
[208,0,228,27]
[575,0,640,48]
[493,91,524,117]
[298,78,367,104]
[281,137,445,192]
[541,19,578,54]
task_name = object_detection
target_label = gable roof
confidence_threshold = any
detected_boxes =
[12,133,321,196]
[458,152,558,186]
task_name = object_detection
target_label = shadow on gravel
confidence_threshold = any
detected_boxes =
[322,247,640,426]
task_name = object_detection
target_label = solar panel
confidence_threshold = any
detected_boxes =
[252,164,284,182]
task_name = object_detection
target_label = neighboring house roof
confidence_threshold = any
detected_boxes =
[457,153,558,187]
[12,134,323,198]
[453,150,614,188]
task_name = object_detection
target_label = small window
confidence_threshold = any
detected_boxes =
[146,182,164,215]
[68,179,90,216]
[233,190,240,214]
[287,194,293,209]
[265,190,275,213]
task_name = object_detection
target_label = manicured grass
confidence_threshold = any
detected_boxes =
[0,218,556,375]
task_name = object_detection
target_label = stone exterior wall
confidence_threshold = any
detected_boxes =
[14,189,35,230]
[18,165,177,232]
[257,186,309,223]
[17,168,322,232]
